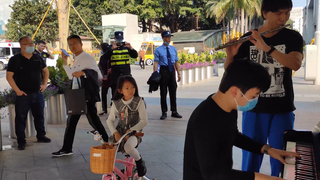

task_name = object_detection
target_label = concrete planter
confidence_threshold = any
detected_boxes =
[207,66,214,78]
[48,94,67,124]
[8,104,36,138]
[188,69,195,83]
[201,67,207,80]
[182,70,189,85]
[195,68,201,82]
[213,64,219,76]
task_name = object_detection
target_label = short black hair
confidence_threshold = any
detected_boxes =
[261,0,292,19]
[67,35,82,43]
[219,60,270,94]
[37,40,46,45]
[113,75,140,100]
[18,36,30,43]
[100,43,109,53]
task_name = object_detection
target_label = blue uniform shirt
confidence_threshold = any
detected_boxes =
[154,44,179,66]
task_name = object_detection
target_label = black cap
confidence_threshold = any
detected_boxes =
[161,31,173,37]
[114,31,124,41]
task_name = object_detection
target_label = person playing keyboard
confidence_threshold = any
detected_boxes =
[183,60,301,180]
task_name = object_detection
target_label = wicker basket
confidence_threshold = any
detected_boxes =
[90,143,116,174]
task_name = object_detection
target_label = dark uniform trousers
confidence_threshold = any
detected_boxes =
[110,67,131,98]
[159,65,177,113]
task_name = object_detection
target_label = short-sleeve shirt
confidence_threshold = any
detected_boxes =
[35,50,50,64]
[154,45,179,66]
[7,53,46,93]
[234,28,303,114]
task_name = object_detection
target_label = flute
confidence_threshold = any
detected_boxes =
[214,24,290,51]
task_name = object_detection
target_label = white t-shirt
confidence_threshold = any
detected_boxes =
[63,51,102,89]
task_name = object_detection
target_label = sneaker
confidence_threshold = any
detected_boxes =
[52,150,73,157]
[88,130,97,135]
[18,143,25,150]
[37,136,51,143]
[135,157,147,177]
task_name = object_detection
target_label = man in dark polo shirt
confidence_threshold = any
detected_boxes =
[35,40,54,65]
[6,36,51,150]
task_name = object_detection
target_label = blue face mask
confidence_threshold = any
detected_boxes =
[25,46,35,54]
[164,41,169,46]
[100,50,104,54]
[234,91,259,111]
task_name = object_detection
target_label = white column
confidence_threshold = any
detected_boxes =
[314,0,320,84]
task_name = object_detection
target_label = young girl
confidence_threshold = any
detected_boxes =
[107,75,148,177]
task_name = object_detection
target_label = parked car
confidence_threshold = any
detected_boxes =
[0,42,21,70]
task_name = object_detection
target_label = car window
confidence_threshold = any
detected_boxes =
[12,48,21,55]
[146,45,152,55]
[0,47,10,57]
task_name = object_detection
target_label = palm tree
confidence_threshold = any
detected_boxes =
[206,0,262,38]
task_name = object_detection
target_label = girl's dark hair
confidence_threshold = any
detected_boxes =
[112,75,140,100]
[261,0,292,19]
[219,60,271,94]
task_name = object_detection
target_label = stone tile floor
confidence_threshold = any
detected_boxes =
[0,65,319,180]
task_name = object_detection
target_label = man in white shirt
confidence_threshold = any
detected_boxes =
[52,35,109,157]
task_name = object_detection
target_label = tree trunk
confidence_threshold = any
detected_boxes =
[196,15,199,30]
[241,8,244,34]
[171,14,175,32]
[223,17,225,30]
[245,14,248,33]
[252,14,257,29]
[142,18,147,32]
[237,9,241,33]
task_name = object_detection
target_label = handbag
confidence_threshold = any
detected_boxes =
[64,78,87,115]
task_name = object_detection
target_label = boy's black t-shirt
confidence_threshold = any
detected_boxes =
[183,94,264,180]
[234,28,303,114]
[7,53,46,93]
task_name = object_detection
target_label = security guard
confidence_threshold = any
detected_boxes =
[35,40,54,65]
[153,31,182,120]
[105,31,138,98]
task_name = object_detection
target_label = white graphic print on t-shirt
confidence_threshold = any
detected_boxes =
[249,45,286,98]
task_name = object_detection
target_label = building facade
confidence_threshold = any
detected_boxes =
[0,0,15,35]
[303,0,319,43]
[291,7,304,35]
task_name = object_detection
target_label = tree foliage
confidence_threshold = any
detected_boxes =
[5,0,58,42]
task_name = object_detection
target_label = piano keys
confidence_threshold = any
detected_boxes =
[281,123,320,180]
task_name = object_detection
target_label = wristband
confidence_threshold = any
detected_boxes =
[266,45,276,56]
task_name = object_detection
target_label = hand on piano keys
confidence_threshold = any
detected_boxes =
[265,145,301,165]
[282,141,317,180]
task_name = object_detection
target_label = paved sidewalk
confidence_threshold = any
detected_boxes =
[0,65,320,180]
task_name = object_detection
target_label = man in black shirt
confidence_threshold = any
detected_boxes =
[183,60,300,180]
[224,0,303,176]
[6,36,51,150]
[35,40,54,65]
